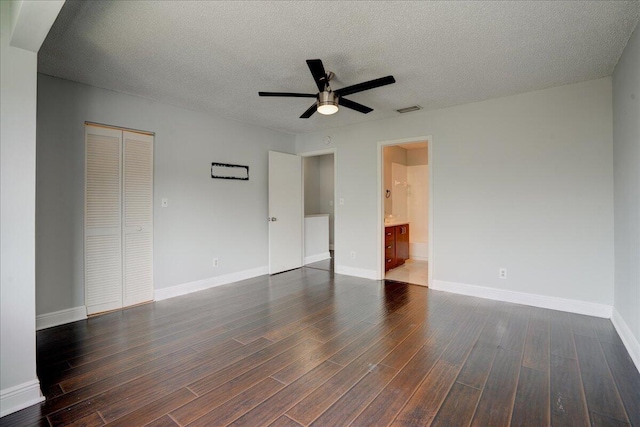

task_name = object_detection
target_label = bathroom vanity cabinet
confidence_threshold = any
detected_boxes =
[385,223,409,272]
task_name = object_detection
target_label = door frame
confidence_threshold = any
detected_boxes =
[376,136,433,284]
[298,148,338,262]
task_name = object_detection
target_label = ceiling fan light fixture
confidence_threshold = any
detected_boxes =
[317,91,339,115]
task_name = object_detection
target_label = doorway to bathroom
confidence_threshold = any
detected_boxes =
[378,138,432,286]
[301,150,335,272]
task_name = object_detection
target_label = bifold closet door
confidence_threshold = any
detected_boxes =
[122,131,154,306]
[85,126,123,315]
[85,125,154,315]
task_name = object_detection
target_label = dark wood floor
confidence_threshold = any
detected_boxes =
[2,267,639,426]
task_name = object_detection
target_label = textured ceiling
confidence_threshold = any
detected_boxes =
[39,1,639,135]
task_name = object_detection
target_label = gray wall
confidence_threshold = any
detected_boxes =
[36,74,295,315]
[297,77,614,305]
[318,154,335,246]
[613,26,640,345]
[303,157,320,214]
[1,0,39,405]
[304,154,335,245]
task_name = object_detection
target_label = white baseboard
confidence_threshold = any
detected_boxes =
[611,307,640,374]
[335,265,377,280]
[305,252,331,265]
[410,242,428,261]
[0,380,44,418]
[431,280,612,318]
[36,306,87,331]
[155,266,269,301]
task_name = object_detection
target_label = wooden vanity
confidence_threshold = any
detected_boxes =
[385,223,409,271]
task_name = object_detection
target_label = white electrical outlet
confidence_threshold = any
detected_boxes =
[350,251,356,259]
[499,268,507,279]
[213,258,219,268]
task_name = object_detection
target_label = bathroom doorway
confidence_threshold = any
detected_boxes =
[378,138,433,286]
[301,150,336,272]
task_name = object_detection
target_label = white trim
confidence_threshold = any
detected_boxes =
[305,252,331,265]
[335,265,377,280]
[410,256,429,262]
[154,266,268,301]
[0,380,44,418]
[36,306,87,330]
[376,136,433,286]
[611,307,640,374]
[431,280,612,318]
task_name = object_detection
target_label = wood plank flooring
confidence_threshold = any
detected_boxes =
[1,266,638,426]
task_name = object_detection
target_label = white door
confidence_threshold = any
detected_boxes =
[269,151,303,274]
[122,131,154,306]
[85,126,123,315]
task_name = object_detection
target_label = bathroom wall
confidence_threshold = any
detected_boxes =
[391,163,408,221]
[408,164,429,260]
[407,147,428,166]
[383,146,407,216]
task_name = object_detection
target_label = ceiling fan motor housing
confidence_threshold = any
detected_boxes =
[317,90,339,115]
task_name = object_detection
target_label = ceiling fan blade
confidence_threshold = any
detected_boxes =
[300,102,317,119]
[258,92,317,98]
[338,97,373,114]
[334,75,396,97]
[307,59,328,92]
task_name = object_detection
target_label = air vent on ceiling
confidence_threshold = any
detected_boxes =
[396,105,422,114]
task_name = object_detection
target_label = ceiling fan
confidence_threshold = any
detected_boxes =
[258,59,396,118]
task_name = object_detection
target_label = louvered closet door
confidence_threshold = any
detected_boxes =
[85,126,123,315]
[122,131,154,306]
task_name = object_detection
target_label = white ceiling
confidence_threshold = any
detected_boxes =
[39,1,639,135]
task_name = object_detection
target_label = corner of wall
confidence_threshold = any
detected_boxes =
[612,307,640,373]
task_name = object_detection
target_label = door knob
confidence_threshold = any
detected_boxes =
[268,217,277,222]
[137,226,142,231]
